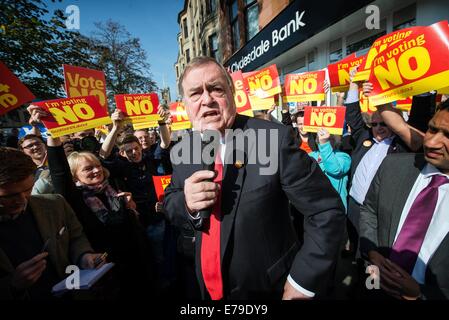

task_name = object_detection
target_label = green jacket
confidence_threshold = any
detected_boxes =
[0,194,93,300]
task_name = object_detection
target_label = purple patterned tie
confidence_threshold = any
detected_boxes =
[390,174,449,274]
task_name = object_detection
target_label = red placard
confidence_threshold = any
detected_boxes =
[0,61,35,116]
[328,54,365,92]
[169,102,191,131]
[395,96,412,112]
[352,26,418,82]
[114,93,160,123]
[63,64,108,109]
[230,70,253,117]
[368,21,449,106]
[153,175,172,202]
[303,106,346,135]
[283,70,326,102]
[34,96,112,138]
[359,91,377,114]
[244,64,281,99]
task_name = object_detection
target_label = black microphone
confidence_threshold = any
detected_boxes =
[198,130,219,219]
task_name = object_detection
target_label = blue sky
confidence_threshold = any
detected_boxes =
[47,0,184,100]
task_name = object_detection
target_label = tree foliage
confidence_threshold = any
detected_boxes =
[0,0,93,100]
[0,1,157,108]
[90,20,158,101]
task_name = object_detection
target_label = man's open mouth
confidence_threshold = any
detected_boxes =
[202,110,220,118]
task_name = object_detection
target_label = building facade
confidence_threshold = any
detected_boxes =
[175,0,448,101]
[222,0,449,80]
[174,0,221,98]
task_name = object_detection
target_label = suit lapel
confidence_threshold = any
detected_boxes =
[29,197,61,275]
[387,154,426,246]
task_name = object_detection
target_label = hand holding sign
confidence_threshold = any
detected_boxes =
[27,104,50,126]
[317,128,331,145]
[111,109,125,129]
[157,104,171,124]
[362,82,374,97]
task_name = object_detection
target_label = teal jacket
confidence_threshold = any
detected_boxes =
[308,142,351,211]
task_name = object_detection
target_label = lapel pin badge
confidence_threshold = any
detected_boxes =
[363,140,373,148]
[234,160,244,169]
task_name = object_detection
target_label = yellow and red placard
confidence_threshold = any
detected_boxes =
[115,93,161,124]
[352,26,419,82]
[328,54,365,92]
[359,91,377,114]
[35,96,112,138]
[230,70,253,117]
[63,64,108,109]
[248,95,275,110]
[368,21,449,106]
[283,70,326,103]
[395,96,412,112]
[0,61,36,116]
[303,106,346,135]
[132,121,159,130]
[153,175,172,202]
[170,102,192,131]
[243,65,281,110]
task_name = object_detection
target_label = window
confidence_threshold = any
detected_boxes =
[244,0,259,42]
[186,49,190,63]
[346,31,385,55]
[329,38,342,63]
[284,57,306,75]
[393,4,416,31]
[307,50,317,71]
[346,20,386,56]
[230,0,240,51]
[176,66,179,78]
[209,33,219,60]
[183,18,188,38]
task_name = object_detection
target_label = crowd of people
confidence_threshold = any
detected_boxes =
[1,56,448,301]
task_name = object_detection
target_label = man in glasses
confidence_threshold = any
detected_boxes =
[343,71,414,262]
[18,135,48,182]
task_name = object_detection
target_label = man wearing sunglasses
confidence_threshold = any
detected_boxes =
[343,73,412,261]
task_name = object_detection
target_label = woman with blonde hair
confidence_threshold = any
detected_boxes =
[27,105,154,298]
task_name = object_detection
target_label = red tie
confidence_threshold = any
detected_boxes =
[200,149,223,300]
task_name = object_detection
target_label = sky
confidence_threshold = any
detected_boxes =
[46,0,185,101]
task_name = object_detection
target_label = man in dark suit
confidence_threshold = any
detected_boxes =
[360,99,449,299]
[163,56,345,300]
[344,76,434,255]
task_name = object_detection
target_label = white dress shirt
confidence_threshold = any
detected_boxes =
[393,164,449,284]
[350,137,394,205]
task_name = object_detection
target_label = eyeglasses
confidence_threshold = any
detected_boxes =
[370,122,387,128]
[22,141,43,150]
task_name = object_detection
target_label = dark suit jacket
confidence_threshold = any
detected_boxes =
[164,114,345,299]
[360,153,449,299]
[0,194,93,300]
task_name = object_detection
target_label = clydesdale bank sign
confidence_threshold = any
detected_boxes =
[225,0,373,73]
